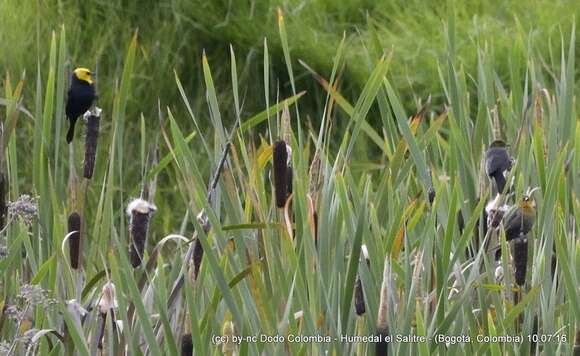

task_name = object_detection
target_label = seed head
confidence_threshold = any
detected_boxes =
[68,212,82,269]
[83,107,101,179]
[272,140,291,208]
[8,195,38,226]
[512,237,528,286]
[181,333,193,356]
[98,282,118,314]
[127,198,156,267]
[354,276,366,316]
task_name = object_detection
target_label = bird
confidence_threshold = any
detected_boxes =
[503,194,536,241]
[485,140,513,194]
[66,67,96,143]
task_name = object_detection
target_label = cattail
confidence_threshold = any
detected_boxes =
[96,282,118,349]
[354,276,366,316]
[191,238,203,281]
[354,245,370,316]
[456,210,464,235]
[376,256,391,356]
[222,319,236,355]
[287,165,293,196]
[494,263,504,283]
[308,151,321,197]
[530,315,539,354]
[573,329,580,356]
[273,140,291,208]
[127,198,156,268]
[68,212,81,269]
[512,237,528,286]
[427,187,435,205]
[0,173,7,229]
[313,210,318,247]
[180,333,193,356]
[98,282,118,315]
[83,107,101,179]
[190,211,210,281]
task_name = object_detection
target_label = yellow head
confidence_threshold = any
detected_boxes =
[520,195,536,211]
[73,67,94,84]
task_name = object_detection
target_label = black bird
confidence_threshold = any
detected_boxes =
[503,195,536,241]
[66,67,96,143]
[485,140,512,193]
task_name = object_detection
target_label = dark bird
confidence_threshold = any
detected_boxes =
[503,194,536,241]
[66,67,96,143]
[485,140,512,194]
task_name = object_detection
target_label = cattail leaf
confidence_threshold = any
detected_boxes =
[554,231,580,322]
[487,311,501,356]
[201,52,227,147]
[145,130,196,182]
[240,92,305,132]
[345,54,392,160]
[532,121,546,192]
[503,285,540,326]
[30,254,56,285]
[341,180,369,327]
[384,78,431,191]
[116,253,163,356]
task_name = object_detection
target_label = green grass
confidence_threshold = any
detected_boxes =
[0,2,579,355]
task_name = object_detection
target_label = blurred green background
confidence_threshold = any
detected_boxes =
[1,0,578,128]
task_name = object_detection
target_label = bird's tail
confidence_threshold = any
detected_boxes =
[491,170,506,194]
[66,119,76,144]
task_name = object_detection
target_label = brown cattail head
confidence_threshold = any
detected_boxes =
[428,187,435,205]
[190,211,210,281]
[83,107,101,179]
[180,333,193,356]
[375,325,389,356]
[127,198,156,268]
[354,276,366,316]
[273,140,291,208]
[512,237,528,286]
[192,238,204,281]
[354,244,372,315]
[68,212,82,269]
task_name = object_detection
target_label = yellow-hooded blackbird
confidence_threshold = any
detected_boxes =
[503,195,536,241]
[485,140,512,193]
[66,68,96,143]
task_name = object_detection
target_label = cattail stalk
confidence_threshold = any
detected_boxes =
[83,107,101,179]
[127,199,156,268]
[376,256,391,356]
[68,212,81,269]
[94,282,118,351]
